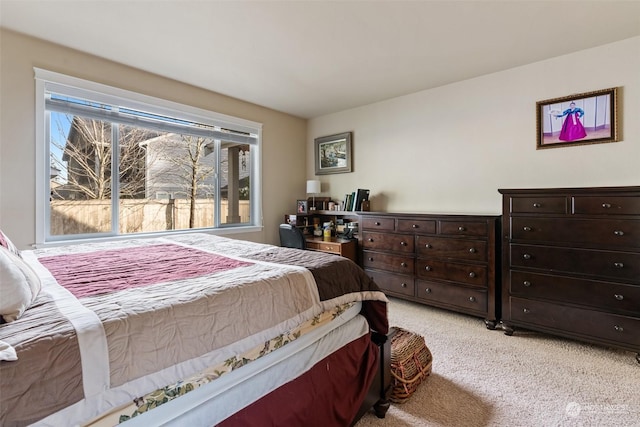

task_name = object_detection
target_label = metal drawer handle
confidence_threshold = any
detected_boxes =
[425,244,432,249]
[613,230,625,236]
[425,287,432,293]
[614,262,624,269]
[523,253,532,260]
[368,257,374,262]
[602,203,612,209]
[469,296,476,302]
[469,248,476,253]
[412,224,419,228]
[375,221,381,226]
[523,226,532,232]
[533,203,541,208]
[401,283,407,288]
[458,226,466,232]
[614,325,624,332]
[400,262,408,268]
[614,294,624,301]
[523,280,532,287]
[468,272,476,278]
[400,241,407,246]
[523,308,531,314]
[425,266,432,271]
[368,238,374,242]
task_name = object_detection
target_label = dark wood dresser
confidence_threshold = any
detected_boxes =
[499,186,640,362]
[360,212,500,329]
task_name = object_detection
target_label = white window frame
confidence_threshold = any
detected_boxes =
[35,68,262,246]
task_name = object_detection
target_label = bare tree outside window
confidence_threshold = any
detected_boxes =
[145,133,215,230]
[51,116,152,202]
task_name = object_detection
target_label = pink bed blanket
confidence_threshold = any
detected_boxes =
[38,243,252,298]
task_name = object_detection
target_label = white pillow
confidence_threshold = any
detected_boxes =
[0,230,20,257]
[0,247,41,322]
[0,340,17,361]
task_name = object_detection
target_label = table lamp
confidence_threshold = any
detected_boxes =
[306,179,321,211]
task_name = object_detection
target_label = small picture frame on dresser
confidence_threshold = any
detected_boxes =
[296,199,308,214]
[536,87,618,149]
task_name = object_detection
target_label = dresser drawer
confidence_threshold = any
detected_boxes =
[366,269,414,297]
[416,259,487,287]
[362,250,414,274]
[510,271,640,315]
[416,280,488,312]
[510,297,640,348]
[573,196,640,215]
[511,196,567,214]
[439,220,487,237]
[306,240,341,255]
[361,216,395,231]
[510,244,640,282]
[511,217,640,249]
[362,231,414,253]
[416,235,487,262]
[396,219,436,234]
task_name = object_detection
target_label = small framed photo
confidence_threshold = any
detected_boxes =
[314,132,352,175]
[296,199,308,214]
[536,87,618,149]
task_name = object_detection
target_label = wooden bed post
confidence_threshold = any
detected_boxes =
[351,329,393,425]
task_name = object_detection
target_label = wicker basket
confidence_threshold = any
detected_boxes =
[389,327,433,403]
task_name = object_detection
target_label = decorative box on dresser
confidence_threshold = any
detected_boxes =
[360,212,501,329]
[498,186,640,363]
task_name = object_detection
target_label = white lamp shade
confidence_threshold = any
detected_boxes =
[306,180,321,194]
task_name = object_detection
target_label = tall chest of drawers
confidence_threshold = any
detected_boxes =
[499,186,640,362]
[360,212,500,329]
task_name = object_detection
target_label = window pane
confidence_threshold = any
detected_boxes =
[220,143,251,225]
[39,70,261,244]
[49,113,112,236]
[135,128,216,232]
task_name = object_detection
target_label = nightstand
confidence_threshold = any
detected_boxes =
[305,236,357,263]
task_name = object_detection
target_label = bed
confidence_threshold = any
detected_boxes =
[0,232,390,427]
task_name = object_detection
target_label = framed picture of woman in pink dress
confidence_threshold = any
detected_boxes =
[536,87,618,149]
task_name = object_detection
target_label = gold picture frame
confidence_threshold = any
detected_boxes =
[536,87,618,149]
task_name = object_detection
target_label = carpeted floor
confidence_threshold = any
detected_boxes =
[355,297,640,427]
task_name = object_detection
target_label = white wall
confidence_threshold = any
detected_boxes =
[0,29,307,249]
[308,37,640,215]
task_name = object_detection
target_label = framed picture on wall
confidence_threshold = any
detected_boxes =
[314,132,352,174]
[536,87,619,149]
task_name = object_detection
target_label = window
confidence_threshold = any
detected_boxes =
[35,69,262,244]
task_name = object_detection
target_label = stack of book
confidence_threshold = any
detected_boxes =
[343,189,370,211]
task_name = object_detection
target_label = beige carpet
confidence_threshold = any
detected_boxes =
[356,297,640,427]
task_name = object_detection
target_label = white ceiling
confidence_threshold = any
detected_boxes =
[1,1,639,119]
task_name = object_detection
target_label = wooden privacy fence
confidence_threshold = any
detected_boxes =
[50,199,250,235]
